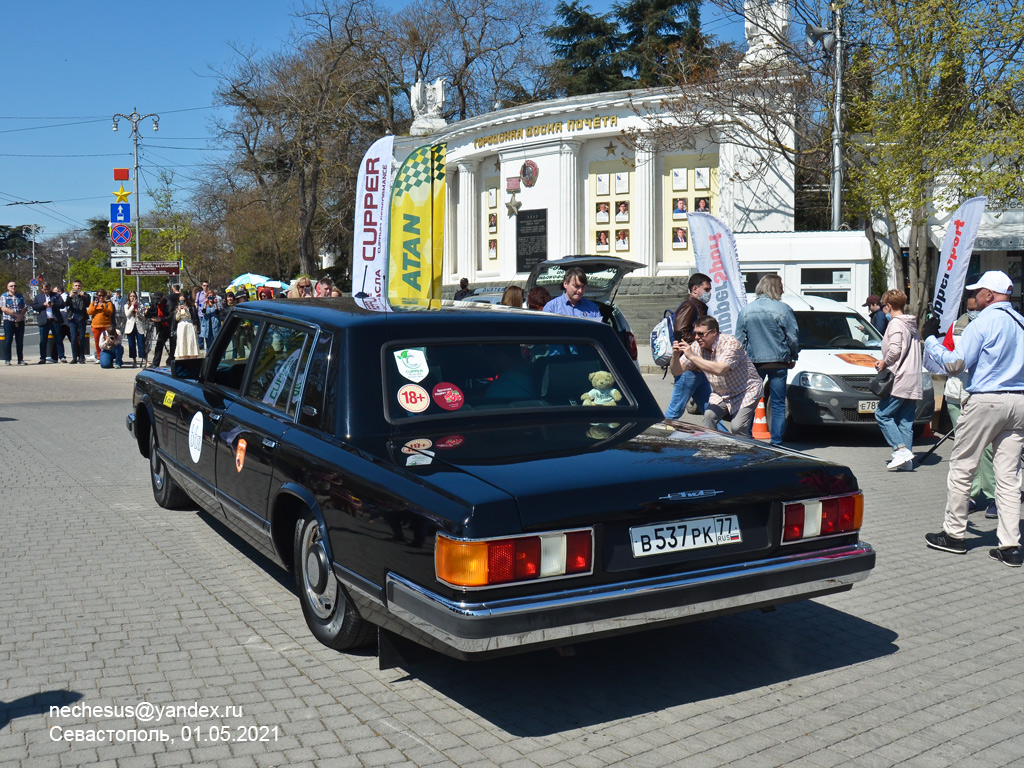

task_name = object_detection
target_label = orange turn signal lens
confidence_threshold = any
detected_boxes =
[435,536,489,587]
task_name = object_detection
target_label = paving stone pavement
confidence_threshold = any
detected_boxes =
[1,365,1023,768]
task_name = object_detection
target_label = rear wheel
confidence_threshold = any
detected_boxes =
[149,425,189,509]
[294,513,374,650]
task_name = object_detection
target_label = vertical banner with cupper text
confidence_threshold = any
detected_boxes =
[352,135,395,312]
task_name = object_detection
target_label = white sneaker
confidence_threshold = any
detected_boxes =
[887,448,914,471]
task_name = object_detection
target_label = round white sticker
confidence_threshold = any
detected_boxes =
[188,412,204,464]
[394,349,429,383]
[397,384,430,413]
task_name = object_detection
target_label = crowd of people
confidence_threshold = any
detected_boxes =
[1,274,342,369]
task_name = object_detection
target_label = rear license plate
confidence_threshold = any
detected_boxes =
[858,399,878,413]
[629,515,742,558]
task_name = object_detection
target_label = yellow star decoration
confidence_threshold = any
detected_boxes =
[112,184,132,203]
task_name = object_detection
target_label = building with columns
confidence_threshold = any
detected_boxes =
[393,86,875,308]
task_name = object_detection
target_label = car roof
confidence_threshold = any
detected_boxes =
[229,295,598,330]
[745,292,862,313]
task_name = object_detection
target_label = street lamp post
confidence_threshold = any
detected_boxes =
[26,224,42,298]
[112,108,159,294]
[807,8,845,231]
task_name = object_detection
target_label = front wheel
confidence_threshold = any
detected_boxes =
[294,514,374,650]
[149,424,189,509]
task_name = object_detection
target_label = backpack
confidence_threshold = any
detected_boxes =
[650,308,676,370]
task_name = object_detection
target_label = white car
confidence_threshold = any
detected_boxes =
[772,293,934,434]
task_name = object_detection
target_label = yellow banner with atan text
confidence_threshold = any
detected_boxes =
[388,143,446,308]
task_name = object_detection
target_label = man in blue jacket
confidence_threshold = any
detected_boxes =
[735,274,800,445]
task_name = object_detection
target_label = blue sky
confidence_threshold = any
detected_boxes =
[1,1,743,238]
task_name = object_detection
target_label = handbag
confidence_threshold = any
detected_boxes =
[868,368,894,398]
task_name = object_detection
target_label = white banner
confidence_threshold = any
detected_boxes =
[688,212,747,335]
[352,135,395,312]
[932,195,988,335]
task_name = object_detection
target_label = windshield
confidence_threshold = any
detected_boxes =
[385,340,634,421]
[796,311,882,350]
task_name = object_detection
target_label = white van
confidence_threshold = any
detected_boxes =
[772,293,934,434]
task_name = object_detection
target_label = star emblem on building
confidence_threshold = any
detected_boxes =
[494,158,501,172]
[505,193,521,217]
[604,141,617,156]
[112,184,132,203]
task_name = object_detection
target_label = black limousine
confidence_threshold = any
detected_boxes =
[127,298,874,664]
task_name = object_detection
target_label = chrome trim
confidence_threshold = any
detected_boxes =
[385,542,874,654]
[126,413,135,434]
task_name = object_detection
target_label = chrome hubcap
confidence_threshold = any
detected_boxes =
[301,523,338,620]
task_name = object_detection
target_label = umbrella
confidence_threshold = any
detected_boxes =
[227,273,272,290]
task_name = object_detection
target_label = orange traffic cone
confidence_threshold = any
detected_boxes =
[752,397,770,440]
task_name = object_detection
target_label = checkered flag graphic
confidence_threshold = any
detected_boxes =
[393,146,433,199]
[432,144,446,184]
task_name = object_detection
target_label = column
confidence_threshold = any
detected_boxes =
[559,140,582,256]
[444,171,458,281]
[633,145,656,276]
[455,159,478,275]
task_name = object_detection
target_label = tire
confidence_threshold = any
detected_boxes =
[294,513,375,650]
[149,425,189,509]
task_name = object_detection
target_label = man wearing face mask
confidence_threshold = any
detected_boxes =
[664,272,713,421]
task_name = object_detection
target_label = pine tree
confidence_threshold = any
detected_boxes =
[614,0,704,87]
[544,1,630,97]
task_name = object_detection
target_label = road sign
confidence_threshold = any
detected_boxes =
[110,224,132,245]
[29,278,38,287]
[114,168,130,180]
[110,203,131,224]
[111,257,132,269]
[125,260,180,277]
[111,246,132,258]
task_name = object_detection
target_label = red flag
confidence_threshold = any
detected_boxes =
[942,324,955,351]
[113,168,130,180]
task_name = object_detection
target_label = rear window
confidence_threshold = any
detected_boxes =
[533,266,622,302]
[796,311,882,350]
[384,341,633,421]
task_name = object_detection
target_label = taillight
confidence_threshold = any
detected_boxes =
[782,493,862,543]
[626,332,638,360]
[436,529,594,588]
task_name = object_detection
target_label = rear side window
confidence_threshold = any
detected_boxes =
[298,332,335,432]
[210,316,263,392]
[246,324,313,417]
[385,340,632,422]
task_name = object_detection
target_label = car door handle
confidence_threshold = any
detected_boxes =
[208,412,222,422]
[262,438,277,450]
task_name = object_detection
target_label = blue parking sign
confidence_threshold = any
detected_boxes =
[110,203,131,224]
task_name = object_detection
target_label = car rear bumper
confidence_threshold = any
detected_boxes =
[382,541,874,658]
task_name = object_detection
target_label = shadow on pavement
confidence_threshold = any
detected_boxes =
[399,601,899,736]
[0,690,83,729]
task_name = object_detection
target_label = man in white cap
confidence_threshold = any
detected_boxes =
[923,270,1024,567]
